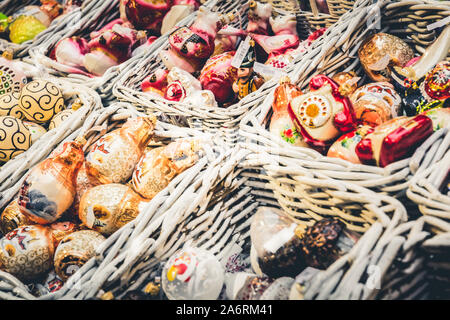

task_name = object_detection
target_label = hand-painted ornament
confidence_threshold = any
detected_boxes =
[358,33,414,82]
[355,115,434,167]
[84,22,147,76]
[49,221,79,247]
[162,247,225,300]
[35,270,64,296]
[327,126,374,164]
[350,82,402,127]
[250,207,306,278]
[301,218,360,269]
[23,121,47,144]
[422,108,450,131]
[288,75,356,152]
[392,61,450,116]
[0,199,35,235]
[0,225,55,281]
[332,71,359,97]
[54,230,105,281]
[0,54,27,95]
[79,184,148,236]
[199,51,238,104]
[232,40,264,101]
[161,4,195,36]
[0,116,32,163]
[85,116,156,184]
[49,109,74,130]
[269,76,306,146]
[120,0,173,34]
[141,69,169,97]
[132,139,201,199]
[54,37,90,68]
[162,7,235,72]
[0,92,24,119]
[247,1,272,35]
[226,273,273,300]
[164,67,202,102]
[18,80,65,124]
[9,15,47,44]
[18,139,85,224]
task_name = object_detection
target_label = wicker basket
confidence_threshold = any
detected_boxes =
[0,0,107,58]
[0,0,40,16]
[239,0,450,203]
[407,135,450,222]
[0,102,245,300]
[0,73,102,204]
[91,144,450,300]
[113,0,363,146]
[27,0,210,103]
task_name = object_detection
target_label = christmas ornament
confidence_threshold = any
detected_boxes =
[85,116,156,184]
[269,76,305,146]
[164,67,202,102]
[120,0,173,34]
[0,199,35,235]
[358,33,414,82]
[141,68,169,97]
[79,184,148,236]
[132,139,201,199]
[288,75,356,152]
[0,225,55,281]
[54,37,90,68]
[0,116,32,163]
[161,7,235,72]
[355,115,434,167]
[18,80,65,124]
[327,126,374,164]
[199,51,238,104]
[232,40,264,101]
[23,121,47,144]
[247,1,272,35]
[332,71,359,96]
[18,139,85,224]
[161,4,195,36]
[83,21,147,76]
[250,207,307,279]
[54,230,105,281]
[9,15,47,44]
[422,108,450,131]
[49,221,79,246]
[162,247,225,300]
[49,109,74,130]
[350,82,402,127]
[0,53,27,95]
[35,270,64,296]
[302,218,360,269]
[0,92,24,119]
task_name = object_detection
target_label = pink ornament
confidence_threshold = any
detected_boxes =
[247,1,272,35]
[54,37,90,68]
[121,0,173,34]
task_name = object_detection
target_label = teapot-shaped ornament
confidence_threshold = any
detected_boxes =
[288,75,357,153]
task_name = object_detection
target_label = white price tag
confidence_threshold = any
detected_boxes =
[253,62,287,79]
[231,35,251,68]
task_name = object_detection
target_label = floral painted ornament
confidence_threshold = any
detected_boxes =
[327,125,374,164]
[288,75,356,152]
[0,225,55,282]
[162,247,225,300]
[269,76,305,146]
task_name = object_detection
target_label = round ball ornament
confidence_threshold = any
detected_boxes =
[0,91,25,119]
[49,109,74,130]
[54,230,105,281]
[0,225,55,281]
[0,116,32,163]
[0,199,35,235]
[23,121,47,143]
[162,247,225,300]
[0,56,27,95]
[18,80,65,123]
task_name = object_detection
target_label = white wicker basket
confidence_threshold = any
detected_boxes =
[239,0,450,201]
[113,0,367,145]
[27,0,209,102]
[0,102,246,300]
[0,0,106,58]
